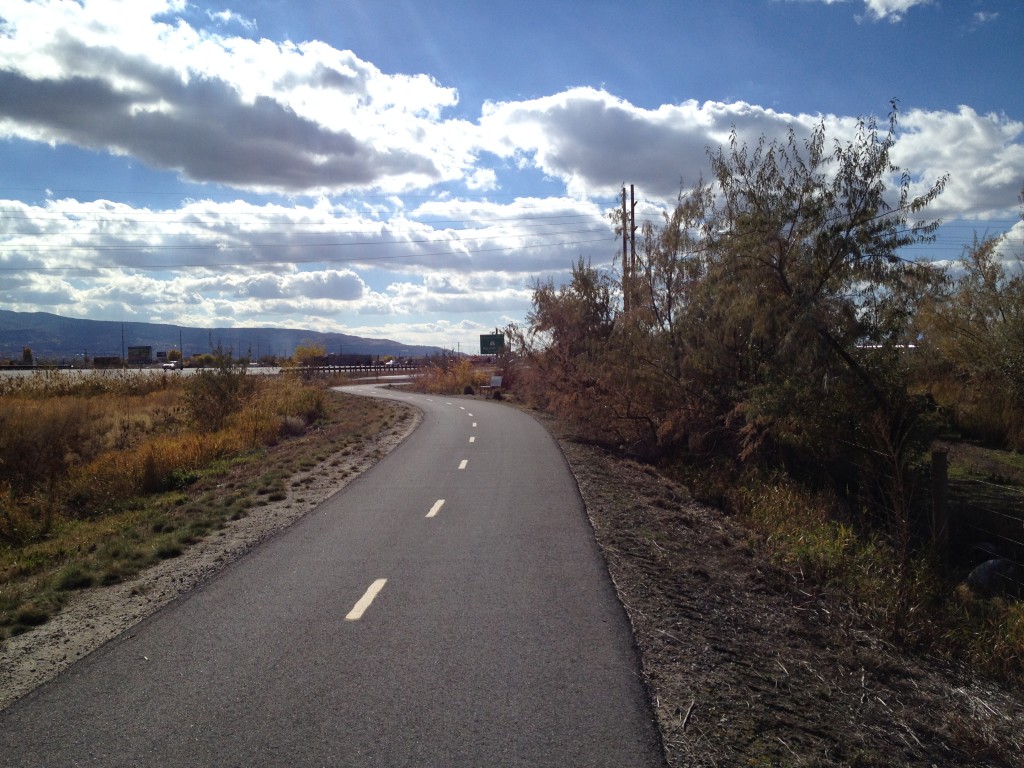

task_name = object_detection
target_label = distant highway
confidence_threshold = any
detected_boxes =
[0,385,665,767]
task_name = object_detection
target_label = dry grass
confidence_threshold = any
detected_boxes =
[740,477,1024,686]
[408,358,489,395]
[0,370,396,639]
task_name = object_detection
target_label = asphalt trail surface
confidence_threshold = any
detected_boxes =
[1,386,664,767]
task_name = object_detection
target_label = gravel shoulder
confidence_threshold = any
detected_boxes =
[3,394,1023,768]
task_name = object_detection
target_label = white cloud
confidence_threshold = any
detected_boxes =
[479,88,818,199]
[0,193,606,345]
[0,0,473,193]
[205,8,256,34]
[790,0,933,22]
[477,88,1023,222]
[861,0,932,22]
[892,106,1024,220]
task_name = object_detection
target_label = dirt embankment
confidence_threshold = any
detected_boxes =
[559,433,1024,768]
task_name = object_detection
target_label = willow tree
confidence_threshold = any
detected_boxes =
[691,108,947,544]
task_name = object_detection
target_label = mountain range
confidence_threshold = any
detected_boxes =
[0,310,444,363]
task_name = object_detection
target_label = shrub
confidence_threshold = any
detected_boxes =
[184,366,256,431]
[411,358,488,395]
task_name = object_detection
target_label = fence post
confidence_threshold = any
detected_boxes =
[932,450,950,575]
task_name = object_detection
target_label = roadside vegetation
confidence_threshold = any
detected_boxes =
[408,356,490,395]
[0,364,401,639]
[504,107,1024,686]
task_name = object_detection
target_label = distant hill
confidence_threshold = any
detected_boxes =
[0,310,444,363]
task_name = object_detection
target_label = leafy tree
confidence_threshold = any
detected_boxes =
[292,341,326,367]
[525,257,624,442]
[918,232,1024,446]
[691,109,947,547]
[523,106,949,554]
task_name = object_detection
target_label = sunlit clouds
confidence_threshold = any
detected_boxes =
[0,0,1019,347]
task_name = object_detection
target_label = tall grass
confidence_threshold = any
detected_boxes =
[0,370,327,545]
[0,368,178,398]
[1,374,405,640]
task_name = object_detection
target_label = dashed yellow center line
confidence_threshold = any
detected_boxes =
[345,579,387,621]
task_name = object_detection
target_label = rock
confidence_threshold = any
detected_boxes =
[966,558,1022,598]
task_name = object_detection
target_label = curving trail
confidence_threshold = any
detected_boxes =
[0,386,664,767]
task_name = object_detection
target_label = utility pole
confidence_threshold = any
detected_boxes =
[622,186,629,312]
[622,185,637,313]
[630,183,637,305]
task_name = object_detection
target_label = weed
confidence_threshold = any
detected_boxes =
[155,540,183,559]
[54,564,95,591]
[13,602,51,628]
[740,476,1024,685]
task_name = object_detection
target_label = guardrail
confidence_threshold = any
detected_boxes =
[286,363,421,375]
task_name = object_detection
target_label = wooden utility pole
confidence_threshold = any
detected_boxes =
[622,185,638,313]
[622,187,629,312]
[630,183,637,301]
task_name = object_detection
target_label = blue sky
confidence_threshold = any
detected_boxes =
[0,0,1021,350]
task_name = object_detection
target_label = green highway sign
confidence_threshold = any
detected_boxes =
[480,334,505,355]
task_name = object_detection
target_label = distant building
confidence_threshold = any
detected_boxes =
[127,346,152,365]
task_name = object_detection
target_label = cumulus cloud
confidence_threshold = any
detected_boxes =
[0,1,1019,347]
[860,0,932,22]
[892,106,1024,220]
[479,89,830,199]
[0,0,473,193]
[477,88,1023,222]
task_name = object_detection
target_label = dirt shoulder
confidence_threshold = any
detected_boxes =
[3,394,1023,767]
